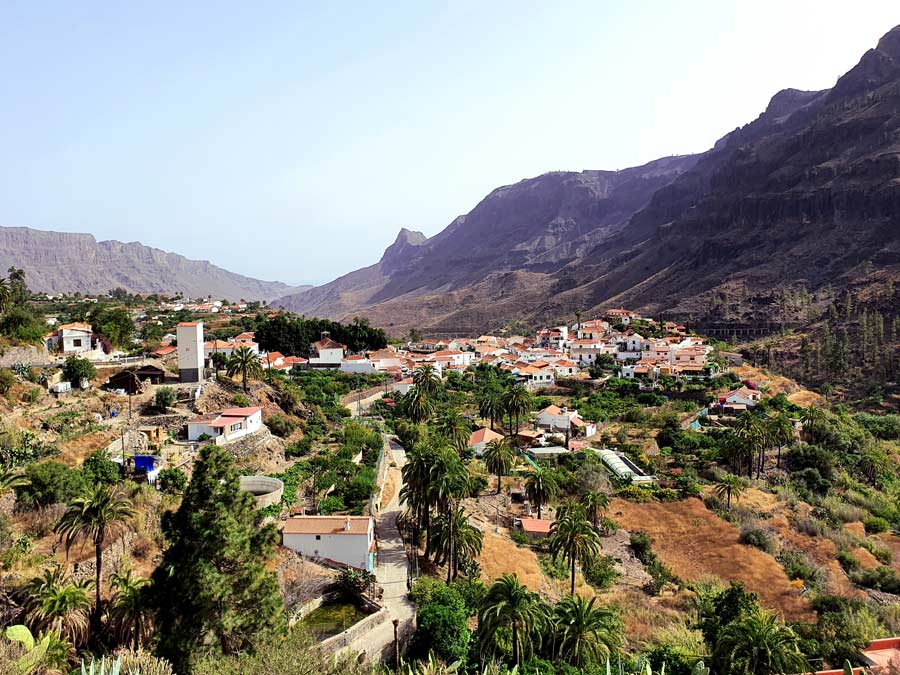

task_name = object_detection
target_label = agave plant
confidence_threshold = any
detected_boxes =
[80,655,122,675]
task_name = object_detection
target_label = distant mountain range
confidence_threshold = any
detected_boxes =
[0,227,307,301]
[274,24,900,334]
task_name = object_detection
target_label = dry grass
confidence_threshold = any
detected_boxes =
[610,497,813,621]
[732,365,822,406]
[478,531,544,592]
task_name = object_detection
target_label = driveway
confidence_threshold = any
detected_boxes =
[344,437,415,662]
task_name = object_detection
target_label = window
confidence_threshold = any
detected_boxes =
[230,422,242,432]
[73,339,82,347]
[315,535,321,540]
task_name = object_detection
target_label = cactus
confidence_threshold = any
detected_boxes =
[80,656,123,675]
[4,624,51,675]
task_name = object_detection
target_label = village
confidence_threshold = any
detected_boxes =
[3,288,900,675]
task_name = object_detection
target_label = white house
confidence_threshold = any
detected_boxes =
[204,340,260,360]
[467,427,504,455]
[534,405,596,437]
[308,333,346,367]
[282,515,375,571]
[46,322,94,354]
[549,359,580,377]
[186,406,264,443]
[518,363,555,390]
[721,386,762,409]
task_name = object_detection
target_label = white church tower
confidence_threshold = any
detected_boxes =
[177,321,204,383]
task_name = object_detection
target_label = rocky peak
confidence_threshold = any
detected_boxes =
[829,24,900,101]
[378,228,428,266]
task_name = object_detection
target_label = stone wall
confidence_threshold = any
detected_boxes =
[321,606,390,653]
[0,345,52,368]
[69,531,137,583]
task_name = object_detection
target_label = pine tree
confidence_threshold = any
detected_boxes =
[151,445,285,672]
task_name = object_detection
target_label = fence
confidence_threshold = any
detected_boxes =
[366,434,394,516]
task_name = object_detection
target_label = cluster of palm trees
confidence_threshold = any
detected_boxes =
[477,574,621,669]
[727,410,795,478]
[476,382,533,435]
[10,481,145,665]
[401,437,483,582]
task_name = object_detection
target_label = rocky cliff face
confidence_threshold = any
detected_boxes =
[0,227,305,300]
[275,24,900,333]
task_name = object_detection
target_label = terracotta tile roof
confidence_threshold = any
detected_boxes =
[312,337,346,351]
[520,518,552,534]
[468,428,504,447]
[177,321,199,327]
[221,407,263,417]
[283,516,372,535]
[58,322,93,332]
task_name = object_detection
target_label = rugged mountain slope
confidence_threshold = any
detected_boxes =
[0,226,306,300]
[275,156,699,321]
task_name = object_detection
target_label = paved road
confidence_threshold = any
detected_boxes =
[345,437,415,662]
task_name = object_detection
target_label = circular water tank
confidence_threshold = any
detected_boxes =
[239,475,284,509]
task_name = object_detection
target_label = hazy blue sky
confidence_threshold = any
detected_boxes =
[1,2,897,286]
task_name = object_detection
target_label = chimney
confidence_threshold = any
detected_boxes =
[321,330,330,340]
[344,517,351,531]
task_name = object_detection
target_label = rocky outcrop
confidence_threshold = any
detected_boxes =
[0,226,306,300]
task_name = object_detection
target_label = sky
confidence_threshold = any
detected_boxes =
[1,2,898,286]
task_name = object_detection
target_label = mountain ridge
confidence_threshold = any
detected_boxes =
[274,24,900,333]
[0,226,307,301]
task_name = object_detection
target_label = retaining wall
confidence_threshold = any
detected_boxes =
[0,345,51,368]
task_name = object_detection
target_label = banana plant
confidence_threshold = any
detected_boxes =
[4,625,51,675]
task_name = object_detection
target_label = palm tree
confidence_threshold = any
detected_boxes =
[108,570,150,650]
[226,346,263,392]
[431,505,483,582]
[483,438,515,494]
[412,363,441,398]
[436,409,470,454]
[553,595,620,668]
[0,277,11,314]
[714,473,745,508]
[477,387,505,431]
[478,574,549,667]
[525,467,558,519]
[767,412,795,469]
[402,387,434,424]
[548,510,601,596]
[502,384,533,435]
[733,414,766,477]
[801,405,826,444]
[0,466,27,496]
[581,490,610,530]
[711,608,808,675]
[55,484,135,637]
[400,443,434,551]
[21,567,92,646]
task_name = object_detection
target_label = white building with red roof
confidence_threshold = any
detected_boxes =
[308,332,347,367]
[282,516,375,571]
[45,322,95,354]
[186,406,264,443]
[467,427,504,455]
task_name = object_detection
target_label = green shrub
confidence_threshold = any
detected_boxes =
[864,516,890,534]
[655,487,681,502]
[266,413,297,439]
[583,555,619,590]
[861,538,893,565]
[62,356,96,384]
[17,461,86,507]
[740,526,775,554]
[852,566,900,594]
[539,554,569,580]
[158,468,188,494]
[778,548,822,588]
[319,495,346,514]
[155,386,176,410]
[630,532,652,562]
[0,368,15,394]
[82,450,120,485]
[837,550,860,573]
[233,393,250,407]
[617,485,654,503]
[25,387,41,403]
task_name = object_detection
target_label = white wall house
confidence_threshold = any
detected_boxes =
[467,427,504,455]
[282,516,375,571]
[392,378,414,396]
[308,333,346,367]
[721,387,762,409]
[177,322,205,383]
[204,340,260,360]
[186,406,264,442]
[46,322,94,354]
